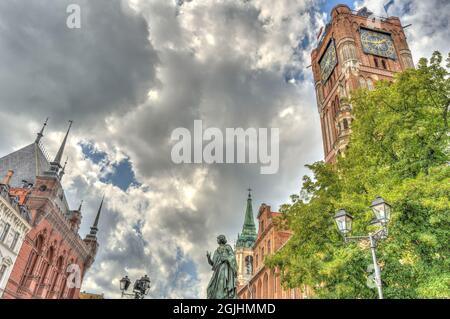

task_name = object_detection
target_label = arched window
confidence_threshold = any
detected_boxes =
[382,59,387,70]
[245,256,253,275]
[28,235,44,276]
[359,76,367,89]
[374,57,379,68]
[267,240,271,255]
[263,273,269,299]
[257,280,262,299]
[367,78,374,90]
[335,96,340,113]
[50,256,64,293]
[343,119,349,130]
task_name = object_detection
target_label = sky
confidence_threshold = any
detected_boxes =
[0,0,448,298]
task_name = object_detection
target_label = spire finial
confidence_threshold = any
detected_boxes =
[248,187,252,199]
[54,120,73,165]
[35,117,49,144]
[78,200,84,212]
[90,194,105,236]
[47,120,73,176]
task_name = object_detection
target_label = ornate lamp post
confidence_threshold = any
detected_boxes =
[120,275,151,299]
[333,196,392,299]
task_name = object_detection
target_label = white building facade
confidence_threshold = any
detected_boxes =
[0,171,31,298]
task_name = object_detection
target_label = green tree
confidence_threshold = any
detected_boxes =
[267,52,450,299]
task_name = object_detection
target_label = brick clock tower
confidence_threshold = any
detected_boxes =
[311,5,414,163]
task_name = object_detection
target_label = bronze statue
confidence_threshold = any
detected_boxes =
[206,235,237,299]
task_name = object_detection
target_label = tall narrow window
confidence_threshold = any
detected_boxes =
[0,223,10,242]
[367,78,374,91]
[10,232,20,250]
[0,264,7,283]
[382,59,387,69]
[343,119,349,130]
[374,57,379,68]
[359,77,367,89]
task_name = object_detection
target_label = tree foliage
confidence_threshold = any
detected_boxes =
[267,52,450,299]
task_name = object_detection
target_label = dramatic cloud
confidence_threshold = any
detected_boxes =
[0,0,448,298]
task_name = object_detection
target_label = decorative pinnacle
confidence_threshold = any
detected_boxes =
[53,120,73,166]
[78,200,84,212]
[90,194,105,236]
[35,117,49,144]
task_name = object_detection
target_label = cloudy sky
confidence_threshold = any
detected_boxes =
[0,0,448,298]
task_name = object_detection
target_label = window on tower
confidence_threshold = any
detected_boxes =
[359,76,367,89]
[382,59,387,70]
[343,119,349,130]
[374,57,379,68]
[367,78,374,90]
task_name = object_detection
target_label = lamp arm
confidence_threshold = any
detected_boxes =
[344,235,370,243]
[371,227,388,243]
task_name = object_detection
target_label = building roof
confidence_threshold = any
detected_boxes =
[0,142,50,188]
[0,142,70,216]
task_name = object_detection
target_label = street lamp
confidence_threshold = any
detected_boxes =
[120,275,151,299]
[333,209,353,235]
[370,196,391,226]
[333,196,392,299]
[120,276,131,292]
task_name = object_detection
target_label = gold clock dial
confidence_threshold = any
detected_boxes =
[320,40,338,83]
[360,28,397,60]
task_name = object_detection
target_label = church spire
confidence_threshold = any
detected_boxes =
[35,117,49,144]
[47,121,73,176]
[244,188,256,229]
[236,188,257,248]
[89,195,104,236]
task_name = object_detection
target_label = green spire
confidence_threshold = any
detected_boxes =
[236,188,257,248]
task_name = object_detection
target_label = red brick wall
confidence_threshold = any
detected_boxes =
[3,177,91,299]
[238,205,309,299]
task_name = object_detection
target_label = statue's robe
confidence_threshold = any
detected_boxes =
[207,244,237,299]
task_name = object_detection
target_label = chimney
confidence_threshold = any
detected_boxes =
[2,170,14,185]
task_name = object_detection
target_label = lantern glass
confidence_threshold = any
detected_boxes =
[371,197,391,224]
[141,275,151,294]
[120,276,131,291]
[334,209,353,235]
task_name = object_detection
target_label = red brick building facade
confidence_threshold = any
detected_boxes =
[311,4,414,163]
[237,204,311,299]
[0,121,102,299]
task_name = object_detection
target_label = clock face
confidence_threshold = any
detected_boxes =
[360,28,397,60]
[319,40,338,83]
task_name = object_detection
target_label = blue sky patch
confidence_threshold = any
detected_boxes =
[81,142,140,191]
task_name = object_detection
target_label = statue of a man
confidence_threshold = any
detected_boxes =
[206,235,237,299]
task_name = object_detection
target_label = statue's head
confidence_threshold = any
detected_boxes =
[217,235,227,245]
